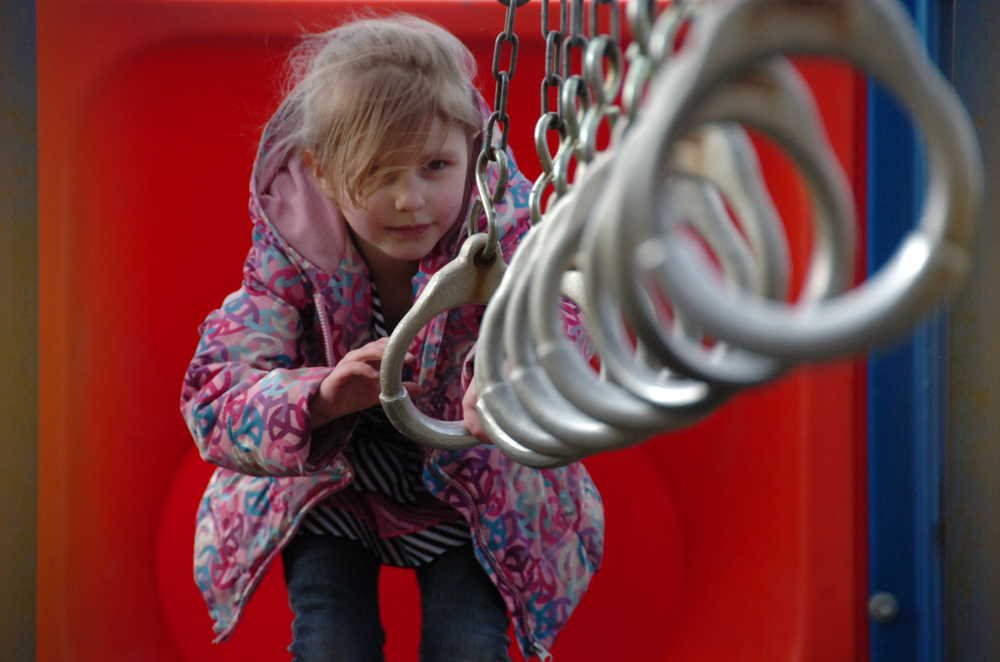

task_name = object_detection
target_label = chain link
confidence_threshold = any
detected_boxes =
[531,0,570,223]
[540,32,563,116]
[560,0,588,79]
[590,0,622,44]
[472,0,529,263]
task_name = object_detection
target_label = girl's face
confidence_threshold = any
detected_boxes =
[337,118,470,276]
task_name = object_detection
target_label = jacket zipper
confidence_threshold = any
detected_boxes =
[313,292,335,367]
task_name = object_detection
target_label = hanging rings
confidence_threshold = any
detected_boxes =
[377,0,982,467]
[619,0,981,361]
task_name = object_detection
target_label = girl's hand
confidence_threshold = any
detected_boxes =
[461,379,492,444]
[309,337,421,427]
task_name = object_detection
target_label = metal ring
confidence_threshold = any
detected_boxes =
[581,193,737,410]
[669,124,791,300]
[503,194,653,449]
[620,0,981,360]
[610,59,855,384]
[526,152,728,429]
[474,226,589,463]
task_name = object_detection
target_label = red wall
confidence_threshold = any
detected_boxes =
[37,1,868,660]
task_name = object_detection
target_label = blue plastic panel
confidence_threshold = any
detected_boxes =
[867,2,948,661]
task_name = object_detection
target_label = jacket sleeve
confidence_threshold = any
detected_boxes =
[179,258,356,477]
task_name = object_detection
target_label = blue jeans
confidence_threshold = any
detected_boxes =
[281,534,512,662]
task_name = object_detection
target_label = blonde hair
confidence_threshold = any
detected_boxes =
[276,14,481,207]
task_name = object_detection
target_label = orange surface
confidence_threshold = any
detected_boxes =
[37,1,868,660]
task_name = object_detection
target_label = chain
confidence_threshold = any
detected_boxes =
[578,0,624,164]
[528,0,694,223]
[539,0,568,117]
[530,0,629,222]
[621,0,699,136]
[530,0,569,224]
[621,0,656,134]
[648,1,698,64]
[530,0,595,221]
[560,0,588,79]
[471,0,529,263]
[590,0,622,46]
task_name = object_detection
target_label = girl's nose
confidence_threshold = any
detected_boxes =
[394,173,426,212]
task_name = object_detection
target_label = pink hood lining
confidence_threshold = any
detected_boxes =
[258,151,353,275]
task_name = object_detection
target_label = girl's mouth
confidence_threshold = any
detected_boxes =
[386,224,432,237]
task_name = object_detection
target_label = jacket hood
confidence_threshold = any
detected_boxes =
[249,91,491,281]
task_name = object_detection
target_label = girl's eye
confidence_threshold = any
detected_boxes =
[425,159,450,172]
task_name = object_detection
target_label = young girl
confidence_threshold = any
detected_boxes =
[180,14,604,662]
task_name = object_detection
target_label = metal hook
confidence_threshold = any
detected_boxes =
[466,147,508,264]
[379,233,507,449]
[584,34,624,107]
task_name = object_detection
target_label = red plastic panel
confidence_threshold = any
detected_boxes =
[37,1,868,660]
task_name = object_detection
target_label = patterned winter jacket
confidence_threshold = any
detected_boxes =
[180,95,605,659]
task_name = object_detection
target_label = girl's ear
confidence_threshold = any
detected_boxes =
[302,150,336,199]
[302,150,323,178]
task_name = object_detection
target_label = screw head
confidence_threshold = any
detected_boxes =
[869,592,900,623]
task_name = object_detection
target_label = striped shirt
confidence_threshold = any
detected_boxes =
[300,286,470,567]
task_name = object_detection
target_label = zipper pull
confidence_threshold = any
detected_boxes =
[533,643,553,661]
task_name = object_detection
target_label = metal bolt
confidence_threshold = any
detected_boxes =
[868,592,900,623]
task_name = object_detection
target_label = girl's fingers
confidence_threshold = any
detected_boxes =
[347,362,379,381]
[348,344,419,371]
[463,404,489,444]
[343,337,388,357]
